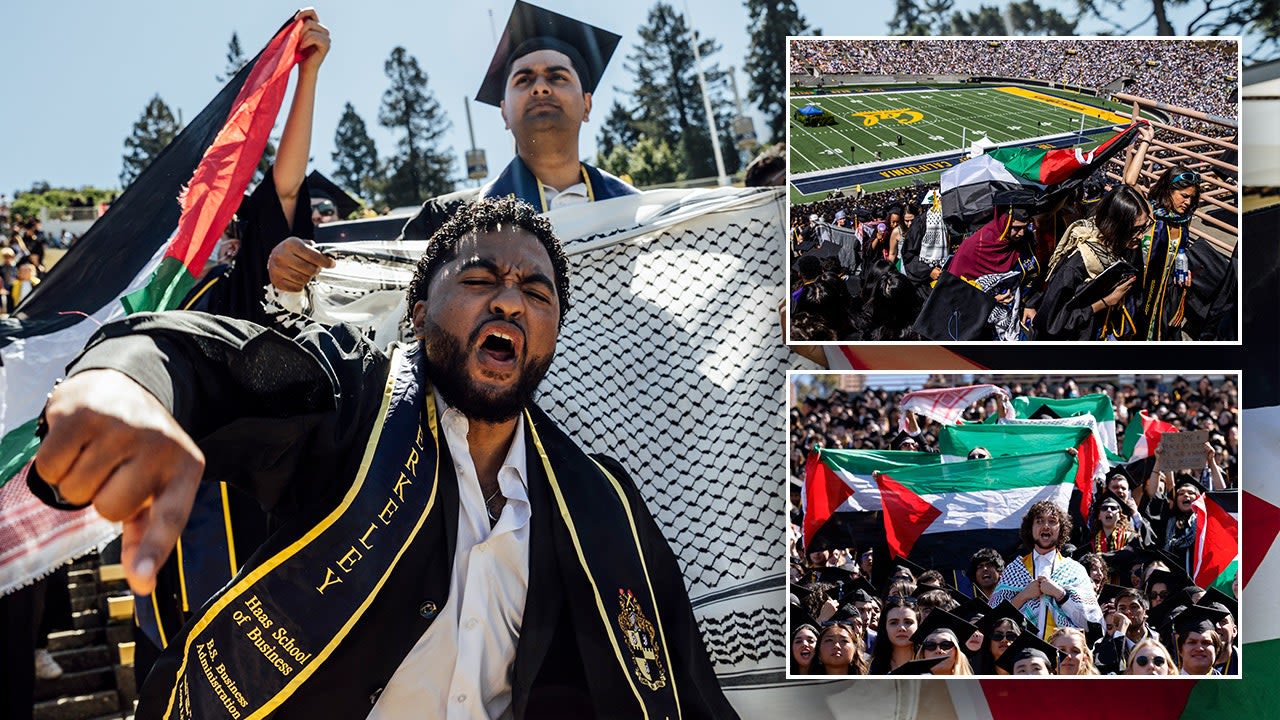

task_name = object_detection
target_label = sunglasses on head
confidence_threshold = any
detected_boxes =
[1171,171,1201,185]
[887,596,919,606]
[989,630,1020,642]
[922,640,955,652]
[1135,655,1167,667]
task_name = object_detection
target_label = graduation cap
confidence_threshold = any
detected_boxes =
[1145,567,1194,599]
[1201,586,1238,620]
[910,608,980,647]
[846,577,879,604]
[1092,489,1126,513]
[994,631,1061,674]
[1147,585,1205,631]
[1173,473,1209,496]
[889,430,920,450]
[955,597,991,625]
[1167,603,1231,637]
[476,1,622,107]
[1098,583,1141,607]
[890,555,930,580]
[889,656,947,675]
[977,600,1037,637]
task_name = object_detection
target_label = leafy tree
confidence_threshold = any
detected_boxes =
[10,185,118,222]
[889,0,933,34]
[744,0,815,142]
[610,3,739,180]
[120,94,181,188]
[331,102,382,203]
[378,47,455,207]
[1075,0,1279,60]
[598,135,683,187]
[1004,0,1076,34]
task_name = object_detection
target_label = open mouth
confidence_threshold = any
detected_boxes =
[475,321,524,368]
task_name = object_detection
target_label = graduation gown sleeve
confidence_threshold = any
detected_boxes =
[1034,252,1100,340]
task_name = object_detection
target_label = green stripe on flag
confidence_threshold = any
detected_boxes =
[820,448,942,475]
[121,255,199,315]
[1209,558,1238,595]
[939,423,1090,460]
[0,418,41,489]
[1181,638,1280,717]
[881,449,1076,494]
[986,146,1050,184]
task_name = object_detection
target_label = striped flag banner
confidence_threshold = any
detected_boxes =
[1193,492,1240,592]
[1009,393,1118,454]
[875,449,1077,568]
[802,447,941,548]
[0,15,303,595]
[987,122,1142,186]
[897,384,1010,430]
[1121,408,1179,462]
[938,422,1100,515]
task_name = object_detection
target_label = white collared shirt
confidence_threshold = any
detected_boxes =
[543,181,590,210]
[370,394,532,720]
[1032,548,1056,579]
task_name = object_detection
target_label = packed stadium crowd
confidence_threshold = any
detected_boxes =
[789,121,1236,342]
[789,39,1238,130]
[787,376,1240,677]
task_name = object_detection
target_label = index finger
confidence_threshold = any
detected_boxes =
[118,462,203,596]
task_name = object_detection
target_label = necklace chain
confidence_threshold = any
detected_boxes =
[484,486,503,523]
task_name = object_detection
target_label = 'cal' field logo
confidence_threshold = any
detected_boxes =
[851,108,923,126]
[618,589,667,691]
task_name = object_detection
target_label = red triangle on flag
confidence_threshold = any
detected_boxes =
[803,451,853,549]
[875,472,941,558]
[1242,490,1280,587]
[1193,493,1240,588]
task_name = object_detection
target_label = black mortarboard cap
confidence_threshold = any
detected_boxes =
[1098,583,1139,606]
[910,607,980,646]
[1028,405,1061,420]
[1092,488,1126,512]
[956,597,991,624]
[848,577,878,603]
[814,566,858,588]
[977,600,1035,637]
[891,555,930,579]
[1148,585,1204,630]
[476,1,621,107]
[1146,568,1194,597]
[889,656,947,675]
[994,631,1061,674]
[1170,603,1230,637]
[1201,586,1238,620]
[1173,473,1209,495]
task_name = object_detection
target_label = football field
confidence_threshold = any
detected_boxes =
[788,85,1141,203]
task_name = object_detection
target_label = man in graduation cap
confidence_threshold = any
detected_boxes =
[31,196,735,719]
[268,1,638,292]
[1171,605,1229,675]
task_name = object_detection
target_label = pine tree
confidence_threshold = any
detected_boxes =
[331,102,381,203]
[614,3,739,180]
[120,94,181,188]
[217,31,246,83]
[378,47,455,207]
[743,0,814,142]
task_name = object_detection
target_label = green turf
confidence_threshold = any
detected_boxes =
[788,84,1139,187]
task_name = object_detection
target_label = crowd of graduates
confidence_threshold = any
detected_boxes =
[787,375,1240,676]
[789,38,1237,136]
[789,124,1236,341]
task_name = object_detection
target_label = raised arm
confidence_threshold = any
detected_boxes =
[1122,123,1154,189]
[273,8,330,225]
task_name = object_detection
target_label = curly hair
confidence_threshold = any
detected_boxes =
[968,547,1005,585]
[405,195,571,326]
[1019,500,1072,552]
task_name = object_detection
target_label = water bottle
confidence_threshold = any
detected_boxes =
[1174,247,1189,285]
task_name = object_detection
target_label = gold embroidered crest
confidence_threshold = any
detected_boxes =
[617,589,667,691]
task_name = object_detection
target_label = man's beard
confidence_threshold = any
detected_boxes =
[421,316,553,423]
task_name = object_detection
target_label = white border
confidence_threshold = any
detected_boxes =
[782,35,1244,348]
[782,369,1244,681]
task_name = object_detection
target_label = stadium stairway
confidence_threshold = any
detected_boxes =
[34,554,137,720]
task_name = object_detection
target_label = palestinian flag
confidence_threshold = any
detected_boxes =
[0,15,304,594]
[1193,492,1240,593]
[874,449,1077,570]
[938,422,1101,516]
[1121,409,1179,461]
[1009,393,1118,455]
[802,447,941,549]
[987,121,1144,185]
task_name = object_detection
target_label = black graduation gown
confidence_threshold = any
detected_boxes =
[47,312,734,720]
[1034,252,1123,341]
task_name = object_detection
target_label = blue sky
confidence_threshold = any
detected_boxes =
[0,1,1205,197]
